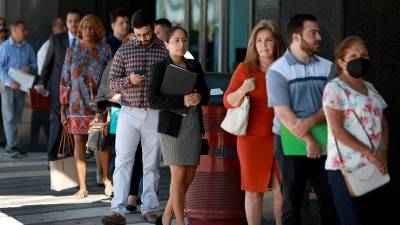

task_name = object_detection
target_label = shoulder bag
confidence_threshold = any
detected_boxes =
[220,63,252,136]
[50,127,79,191]
[335,110,390,197]
[87,111,111,152]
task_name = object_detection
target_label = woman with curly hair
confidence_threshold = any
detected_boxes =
[60,15,113,199]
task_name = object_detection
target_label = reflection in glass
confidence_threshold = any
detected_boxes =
[189,0,200,60]
[156,0,228,72]
[206,0,221,71]
[156,0,185,26]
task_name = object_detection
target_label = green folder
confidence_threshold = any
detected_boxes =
[280,123,327,156]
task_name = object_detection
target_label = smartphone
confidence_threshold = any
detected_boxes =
[134,69,145,75]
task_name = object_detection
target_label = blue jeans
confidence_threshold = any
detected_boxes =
[0,83,25,151]
[327,170,363,225]
[327,170,392,225]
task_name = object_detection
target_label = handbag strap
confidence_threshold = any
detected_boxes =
[351,110,375,149]
[57,127,67,170]
[334,109,375,166]
[239,62,253,101]
[57,127,67,156]
[332,80,375,164]
[243,62,253,79]
[56,126,75,170]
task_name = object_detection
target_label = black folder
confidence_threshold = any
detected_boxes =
[160,64,198,115]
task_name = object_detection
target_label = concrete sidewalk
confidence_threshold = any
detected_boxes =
[0,149,318,225]
[0,149,171,225]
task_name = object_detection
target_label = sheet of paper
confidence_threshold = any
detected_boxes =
[8,68,35,92]
[210,88,224,96]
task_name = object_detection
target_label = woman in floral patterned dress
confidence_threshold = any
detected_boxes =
[60,15,113,199]
[323,36,389,225]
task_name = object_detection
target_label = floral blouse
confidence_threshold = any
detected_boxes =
[322,78,387,172]
[60,43,112,116]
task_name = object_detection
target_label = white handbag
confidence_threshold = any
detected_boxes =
[341,162,390,197]
[50,155,79,191]
[220,62,252,136]
[335,110,390,197]
[50,127,79,191]
[220,96,250,135]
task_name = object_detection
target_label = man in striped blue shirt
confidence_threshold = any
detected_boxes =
[0,20,37,158]
[267,14,339,225]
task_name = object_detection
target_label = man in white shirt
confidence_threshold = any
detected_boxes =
[37,18,66,75]
[38,9,81,160]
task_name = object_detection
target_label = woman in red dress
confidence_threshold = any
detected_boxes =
[223,20,285,225]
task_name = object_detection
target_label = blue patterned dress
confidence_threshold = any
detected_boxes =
[60,42,112,134]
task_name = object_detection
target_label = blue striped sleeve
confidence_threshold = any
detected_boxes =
[266,69,290,107]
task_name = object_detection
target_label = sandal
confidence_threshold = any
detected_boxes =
[74,190,88,199]
[104,180,114,197]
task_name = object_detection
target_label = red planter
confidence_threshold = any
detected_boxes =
[185,106,246,225]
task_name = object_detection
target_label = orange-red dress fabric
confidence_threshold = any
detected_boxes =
[223,62,280,192]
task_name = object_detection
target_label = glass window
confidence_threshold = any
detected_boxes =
[228,0,249,72]
[189,0,200,60]
[206,0,222,71]
[156,0,249,73]
[156,0,185,26]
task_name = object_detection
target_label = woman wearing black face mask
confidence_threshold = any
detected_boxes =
[322,36,390,225]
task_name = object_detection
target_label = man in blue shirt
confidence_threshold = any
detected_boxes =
[267,14,339,225]
[0,20,37,158]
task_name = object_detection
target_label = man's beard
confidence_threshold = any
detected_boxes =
[300,37,320,56]
[140,35,154,47]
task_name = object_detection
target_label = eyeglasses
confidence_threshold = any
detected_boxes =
[134,31,153,40]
